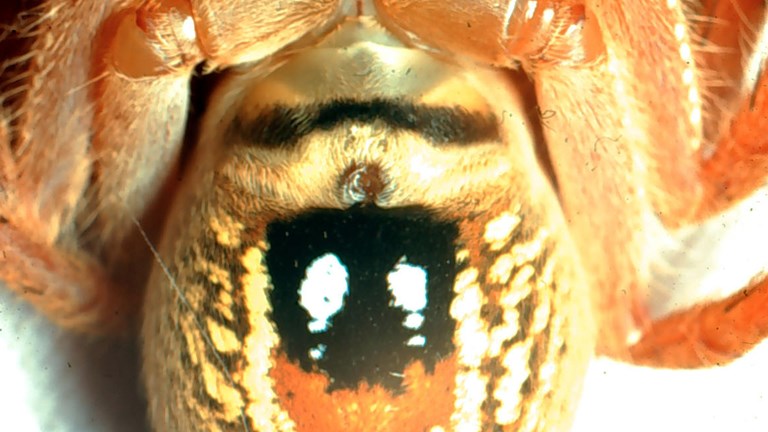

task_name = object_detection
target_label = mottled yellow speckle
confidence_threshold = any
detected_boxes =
[209,214,245,248]
[483,212,521,251]
[488,253,515,284]
[240,247,296,431]
[207,318,241,353]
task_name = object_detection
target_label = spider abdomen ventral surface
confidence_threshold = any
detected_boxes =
[142,18,593,432]
[3,1,768,431]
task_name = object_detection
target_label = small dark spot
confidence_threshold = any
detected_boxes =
[22,286,42,296]
[501,337,517,351]
[179,342,194,369]
[520,376,533,396]
[482,357,503,419]
[482,303,504,329]
[528,342,541,373]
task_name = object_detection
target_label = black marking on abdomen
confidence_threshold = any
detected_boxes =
[232,98,500,148]
[265,205,459,392]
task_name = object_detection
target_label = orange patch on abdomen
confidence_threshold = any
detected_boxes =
[270,352,457,431]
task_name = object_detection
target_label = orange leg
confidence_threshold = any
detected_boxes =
[695,67,768,220]
[693,0,766,145]
[0,222,136,332]
[0,2,147,332]
[0,1,198,331]
[629,0,768,367]
[628,46,768,367]
[630,275,768,367]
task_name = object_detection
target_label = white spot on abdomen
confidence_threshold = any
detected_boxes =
[387,256,428,332]
[298,253,349,333]
[406,335,426,347]
[309,344,327,361]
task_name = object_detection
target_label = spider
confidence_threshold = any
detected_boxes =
[1,0,767,431]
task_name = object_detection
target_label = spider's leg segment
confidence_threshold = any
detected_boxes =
[626,0,768,367]
[0,2,154,331]
[695,52,768,219]
[1,109,130,331]
[629,276,768,367]
[0,216,133,331]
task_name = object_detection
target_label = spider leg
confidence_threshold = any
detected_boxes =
[0,107,133,332]
[645,0,768,223]
[695,65,768,220]
[0,221,137,332]
[0,1,202,331]
[629,275,768,367]
[625,0,768,366]
[0,2,157,331]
